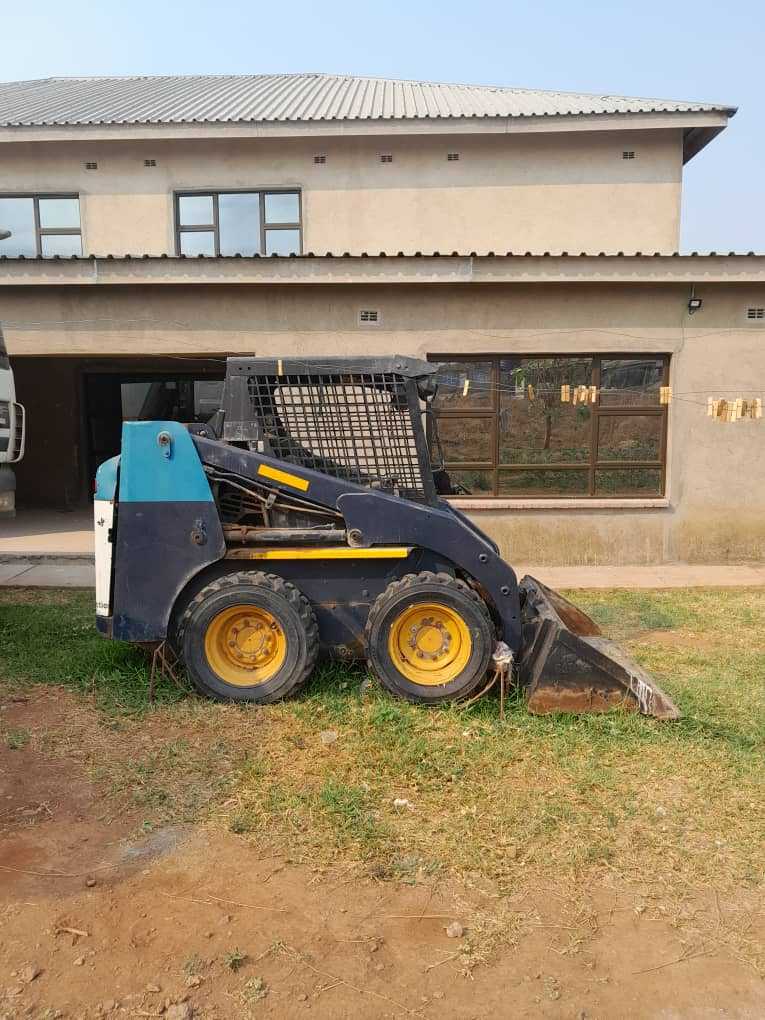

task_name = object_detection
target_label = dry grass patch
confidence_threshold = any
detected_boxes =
[1,585,763,972]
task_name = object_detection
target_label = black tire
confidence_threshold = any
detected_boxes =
[177,570,319,704]
[365,571,495,705]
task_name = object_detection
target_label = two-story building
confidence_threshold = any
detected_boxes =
[1,73,763,564]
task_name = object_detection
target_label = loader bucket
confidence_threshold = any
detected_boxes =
[516,576,681,720]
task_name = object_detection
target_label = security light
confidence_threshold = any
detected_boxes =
[688,296,703,314]
[0,229,10,241]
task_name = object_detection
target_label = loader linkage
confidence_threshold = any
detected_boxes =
[94,356,679,719]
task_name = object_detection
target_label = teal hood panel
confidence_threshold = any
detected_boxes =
[95,455,119,501]
[118,421,214,503]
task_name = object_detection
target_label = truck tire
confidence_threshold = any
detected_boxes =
[365,571,495,704]
[178,571,319,703]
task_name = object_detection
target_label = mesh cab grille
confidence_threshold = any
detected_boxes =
[246,371,428,501]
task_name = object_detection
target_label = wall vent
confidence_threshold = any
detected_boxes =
[447,152,460,161]
[84,161,98,170]
[144,158,157,167]
[313,154,327,164]
[746,307,764,319]
[622,150,636,159]
[379,153,393,163]
[359,309,380,325]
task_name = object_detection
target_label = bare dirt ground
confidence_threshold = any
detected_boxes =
[1,690,763,1020]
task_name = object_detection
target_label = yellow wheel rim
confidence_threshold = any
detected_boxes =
[388,602,472,686]
[204,604,287,687]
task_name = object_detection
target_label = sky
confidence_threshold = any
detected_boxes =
[2,0,763,252]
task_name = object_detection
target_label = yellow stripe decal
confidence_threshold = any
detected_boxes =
[257,464,310,492]
[226,546,412,561]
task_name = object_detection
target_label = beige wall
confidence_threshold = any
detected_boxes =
[0,129,683,256]
[3,276,764,565]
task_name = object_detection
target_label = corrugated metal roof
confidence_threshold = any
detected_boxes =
[0,73,735,128]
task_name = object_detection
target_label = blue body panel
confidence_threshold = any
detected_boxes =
[95,456,119,501]
[119,421,214,503]
[107,421,225,642]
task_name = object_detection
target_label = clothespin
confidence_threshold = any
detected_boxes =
[277,358,284,376]
[735,398,743,421]
[527,384,535,401]
[755,398,763,419]
[707,397,715,417]
[462,378,470,398]
[659,385,672,405]
[589,385,597,404]
[560,384,571,403]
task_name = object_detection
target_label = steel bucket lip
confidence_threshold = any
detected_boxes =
[517,575,682,721]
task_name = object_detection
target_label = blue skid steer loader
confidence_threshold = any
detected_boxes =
[94,357,679,718]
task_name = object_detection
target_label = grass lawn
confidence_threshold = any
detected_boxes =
[1,586,763,912]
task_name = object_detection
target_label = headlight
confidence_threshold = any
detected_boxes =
[0,401,9,428]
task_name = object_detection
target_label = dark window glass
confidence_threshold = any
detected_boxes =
[597,415,662,462]
[121,378,223,424]
[447,469,494,494]
[429,354,668,498]
[433,360,493,409]
[498,357,593,464]
[600,357,664,406]
[595,468,662,495]
[498,469,589,496]
[438,416,493,463]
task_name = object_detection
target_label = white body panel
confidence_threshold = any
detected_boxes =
[94,499,114,616]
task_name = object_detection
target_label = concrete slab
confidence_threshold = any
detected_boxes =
[1,562,96,588]
[0,563,33,583]
[514,564,765,589]
[1,556,763,592]
[0,509,94,557]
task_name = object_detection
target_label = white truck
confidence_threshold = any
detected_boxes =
[0,325,25,516]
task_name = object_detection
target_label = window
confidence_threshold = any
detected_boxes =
[430,355,669,498]
[746,307,764,320]
[379,153,393,163]
[622,150,636,159]
[175,190,301,257]
[0,195,82,257]
[358,309,380,325]
[120,377,224,423]
[447,152,460,161]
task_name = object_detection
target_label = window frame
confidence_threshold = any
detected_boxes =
[429,353,670,499]
[174,188,302,257]
[0,193,82,257]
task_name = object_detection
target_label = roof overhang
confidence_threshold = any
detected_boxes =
[0,109,732,160]
[1,253,763,287]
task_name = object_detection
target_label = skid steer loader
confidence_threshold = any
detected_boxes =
[94,356,679,719]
